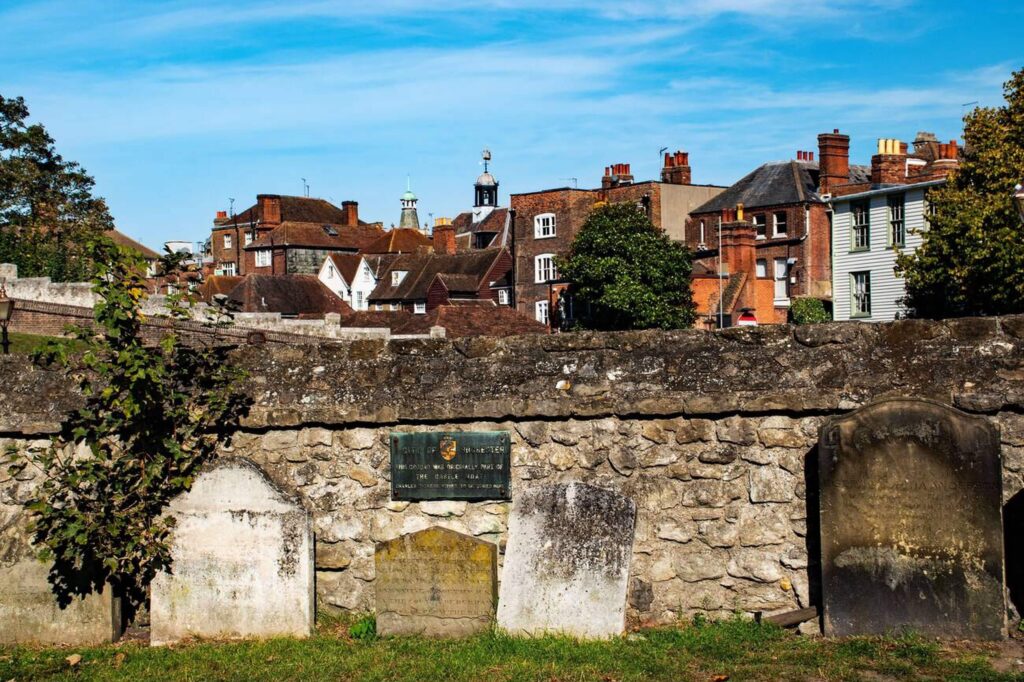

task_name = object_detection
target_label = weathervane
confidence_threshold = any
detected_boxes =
[482,148,492,173]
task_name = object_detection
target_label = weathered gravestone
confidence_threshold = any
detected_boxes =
[0,557,121,645]
[497,482,636,638]
[375,527,497,637]
[819,398,1004,639]
[150,458,314,645]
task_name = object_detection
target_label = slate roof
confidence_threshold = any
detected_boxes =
[216,195,369,227]
[326,253,364,284]
[226,274,352,317]
[361,228,431,255]
[246,223,384,251]
[106,229,162,260]
[369,249,505,302]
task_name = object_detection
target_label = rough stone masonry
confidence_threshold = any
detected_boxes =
[3,315,1024,629]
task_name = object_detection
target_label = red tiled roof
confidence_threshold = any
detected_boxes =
[215,195,369,227]
[226,274,352,317]
[196,276,244,302]
[327,253,364,284]
[369,249,505,302]
[105,229,162,260]
[246,222,384,251]
[361,228,431,255]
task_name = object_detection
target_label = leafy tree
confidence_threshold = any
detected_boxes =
[0,94,113,281]
[897,67,1024,318]
[558,202,696,330]
[790,297,831,324]
[5,237,248,612]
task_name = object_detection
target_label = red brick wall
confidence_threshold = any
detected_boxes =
[426,279,450,310]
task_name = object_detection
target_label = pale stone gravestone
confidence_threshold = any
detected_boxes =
[0,557,120,645]
[819,398,1004,639]
[497,482,637,638]
[375,526,497,637]
[150,458,314,645]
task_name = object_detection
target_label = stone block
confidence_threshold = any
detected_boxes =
[375,527,497,637]
[497,482,636,638]
[150,458,314,645]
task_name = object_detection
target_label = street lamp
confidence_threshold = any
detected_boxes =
[0,279,15,355]
[1014,184,1024,224]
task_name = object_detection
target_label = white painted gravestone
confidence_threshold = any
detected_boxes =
[497,482,637,638]
[150,458,314,645]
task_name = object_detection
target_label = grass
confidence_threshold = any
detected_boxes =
[1,616,1022,682]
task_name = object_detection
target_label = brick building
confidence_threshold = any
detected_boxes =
[509,153,725,327]
[210,194,380,276]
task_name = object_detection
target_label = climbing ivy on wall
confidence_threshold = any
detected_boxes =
[5,237,249,611]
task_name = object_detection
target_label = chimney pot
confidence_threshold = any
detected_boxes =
[664,152,672,167]
[809,151,814,161]
[216,210,227,219]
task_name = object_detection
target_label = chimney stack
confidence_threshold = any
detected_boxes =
[603,163,634,189]
[258,194,282,226]
[433,223,456,255]
[817,129,850,195]
[216,210,227,220]
[341,200,359,227]
[871,138,907,186]
[661,150,692,185]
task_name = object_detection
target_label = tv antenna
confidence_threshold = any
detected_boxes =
[659,146,668,157]
[961,101,979,116]
[561,177,578,189]
[228,197,235,217]
[301,178,310,197]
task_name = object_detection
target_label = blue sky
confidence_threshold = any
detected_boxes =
[1,1,1022,249]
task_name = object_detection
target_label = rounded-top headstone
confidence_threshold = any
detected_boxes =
[818,397,1004,639]
[497,482,637,639]
[150,458,314,646]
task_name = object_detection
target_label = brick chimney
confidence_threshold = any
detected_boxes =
[928,139,960,178]
[817,129,850,195]
[341,201,359,227]
[258,194,282,226]
[433,223,456,255]
[871,138,907,185]
[661,151,692,185]
[602,163,634,189]
[718,214,757,311]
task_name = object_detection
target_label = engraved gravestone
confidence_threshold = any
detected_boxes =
[819,398,1004,639]
[375,527,497,637]
[150,459,314,645]
[497,482,637,639]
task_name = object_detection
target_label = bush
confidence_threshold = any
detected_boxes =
[349,613,377,641]
[790,297,831,324]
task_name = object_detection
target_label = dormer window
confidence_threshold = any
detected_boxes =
[322,225,338,237]
[534,213,556,239]
[391,270,407,286]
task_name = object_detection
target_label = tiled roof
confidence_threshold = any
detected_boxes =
[327,253,364,284]
[106,229,162,260]
[693,161,824,214]
[197,275,244,302]
[215,195,367,227]
[393,305,548,338]
[226,274,352,317]
[452,208,509,236]
[369,249,505,302]
[246,222,384,251]
[433,273,481,295]
[361,228,431,255]
[363,254,401,279]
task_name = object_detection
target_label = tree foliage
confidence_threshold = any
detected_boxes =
[790,297,831,324]
[897,68,1024,318]
[6,237,248,610]
[0,94,113,281]
[558,202,696,330]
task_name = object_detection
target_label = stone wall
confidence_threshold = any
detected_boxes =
[3,315,1024,627]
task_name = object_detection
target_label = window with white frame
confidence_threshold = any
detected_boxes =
[535,254,557,283]
[753,214,767,239]
[244,233,253,246]
[534,213,556,239]
[535,300,549,325]
[755,259,767,278]
[375,303,383,311]
[223,234,233,249]
[392,271,407,286]
[772,211,788,237]
[356,291,364,309]
[220,262,237,276]
[851,200,870,251]
[698,220,706,247]
[498,289,510,305]
[888,194,905,247]
[255,250,271,267]
[328,264,336,278]
[414,302,426,314]
[851,271,871,317]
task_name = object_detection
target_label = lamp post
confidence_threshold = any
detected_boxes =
[1014,184,1024,224]
[0,279,14,355]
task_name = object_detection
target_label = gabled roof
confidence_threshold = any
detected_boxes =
[216,195,366,227]
[226,274,352,317]
[246,222,384,251]
[326,253,364,284]
[363,254,401,279]
[693,161,823,214]
[369,249,505,302]
[106,229,162,260]
[197,275,244,302]
[433,273,481,295]
[361,227,431,255]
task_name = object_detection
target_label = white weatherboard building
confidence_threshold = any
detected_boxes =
[831,179,943,321]
[317,253,378,311]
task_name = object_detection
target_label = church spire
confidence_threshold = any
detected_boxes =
[399,176,421,231]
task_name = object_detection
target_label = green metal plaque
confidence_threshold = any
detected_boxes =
[390,431,511,501]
